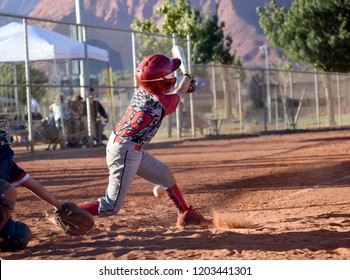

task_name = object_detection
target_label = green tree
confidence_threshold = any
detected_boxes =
[194,4,241,118]
[193,4,239,65]
[130,17,163,61]
[155,0,202,39]
[130,0,202,62]
[0,62,48,106]
[131,0,240,65]
[131,0,241,118]
[257,0,350,126]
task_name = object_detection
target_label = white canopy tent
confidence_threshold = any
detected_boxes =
[0,22,109,62]
[0,21,109,152]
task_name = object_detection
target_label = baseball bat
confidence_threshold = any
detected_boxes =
[172,45,196,93]
[171,45,188,74]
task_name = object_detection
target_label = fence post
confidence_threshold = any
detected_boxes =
[131,31,137,89]
[336,73,342,126]
[237,72,243,133]
[23,18,34,153]
[289,71,295,130]
[81,25,91,147]
[13,64,19,116]
[76,0,90,147]
[172,34,181,139]
[212,65,218,119]
[314,71,320,127]
[108,66,115,126]
[187,35,195,138]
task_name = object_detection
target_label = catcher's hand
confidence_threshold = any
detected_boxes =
[46,202,94,236]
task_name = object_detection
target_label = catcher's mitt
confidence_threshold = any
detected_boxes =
[46,202,95,236]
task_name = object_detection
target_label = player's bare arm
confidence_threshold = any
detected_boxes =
[172,74,193,100]
[20,177,62,209]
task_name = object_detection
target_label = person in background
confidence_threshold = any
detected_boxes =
[66,94,84,148]
[25,95,43,121]
[30,95,41,118]
[49,95,67,150]
[81,88,108,147]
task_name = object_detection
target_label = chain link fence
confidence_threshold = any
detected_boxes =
[1,14,350,152]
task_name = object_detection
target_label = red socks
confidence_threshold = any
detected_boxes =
[166,184,188,212]
[78,186,189,216]
[78,201,99,216]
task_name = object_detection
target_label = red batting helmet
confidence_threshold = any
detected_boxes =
[135,54,181,93]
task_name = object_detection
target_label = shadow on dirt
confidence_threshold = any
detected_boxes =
[4,226,350,260]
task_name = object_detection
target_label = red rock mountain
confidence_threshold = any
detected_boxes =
[0,0,292,67]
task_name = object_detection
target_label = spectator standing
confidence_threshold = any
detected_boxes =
[66,94,84,148]
[49,95,67,149]
[25,95,43,121]
[81,88,108,147]
[30,95,41,115]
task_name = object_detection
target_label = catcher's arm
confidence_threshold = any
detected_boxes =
[20,177,62,209]
[18,174,94,235]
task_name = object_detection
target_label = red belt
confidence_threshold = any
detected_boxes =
[114,135,143,151]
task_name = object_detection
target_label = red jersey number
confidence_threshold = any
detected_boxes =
[116,105,153,136]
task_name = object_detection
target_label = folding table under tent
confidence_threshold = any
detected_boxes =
[0,21,109,152]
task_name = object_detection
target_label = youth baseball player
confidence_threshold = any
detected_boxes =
[79,53,212,227]
[0,118,65,251]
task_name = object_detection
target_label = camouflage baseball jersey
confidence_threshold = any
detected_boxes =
[114,90,180,144]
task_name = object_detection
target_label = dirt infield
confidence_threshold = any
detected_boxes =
[3,130,350,260]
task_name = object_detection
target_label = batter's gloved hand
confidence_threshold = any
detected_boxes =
[46,202,94,236]
[184,72,196,94]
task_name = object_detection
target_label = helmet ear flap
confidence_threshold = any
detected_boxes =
[162,77,177,92]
